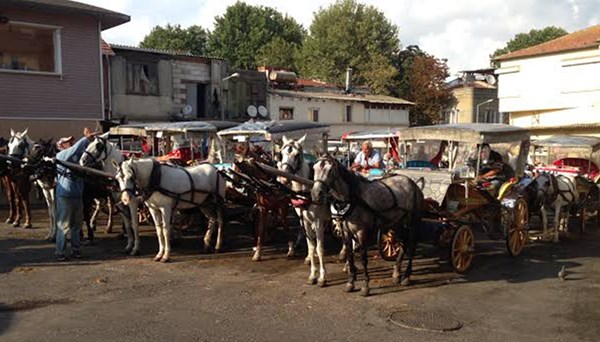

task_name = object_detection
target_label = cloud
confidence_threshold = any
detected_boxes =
[78,0,600,74]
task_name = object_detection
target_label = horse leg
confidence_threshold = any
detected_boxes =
[200,207,215,252]
[305,226,318,285]
[280,206,295,258]
[315,217,327,288]
[553,202,561,243]
[253,208,266,261]
[11,182,21,227]
[356,230,370,297]
[4,178,16,224]
[105,196,114,233]
[160,207,172,262]
[44,187,56,241]
[148,207,164,261]
[21,182,32,228]
[401,222,418,287]
[343,227,357,293]
[540,205,548,240]
[214,206,224,253]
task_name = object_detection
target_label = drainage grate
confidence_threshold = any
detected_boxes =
[389,309,462,332]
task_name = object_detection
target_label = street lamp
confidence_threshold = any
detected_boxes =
[222,72,240,82]
[476,98,494,123]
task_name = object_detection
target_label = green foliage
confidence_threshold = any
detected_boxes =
[297,0,400,93]
[140,24,209,55]
[491,26,568,60]
[256,37,300,71]
[393,46,455,126]
[208,1,305,69]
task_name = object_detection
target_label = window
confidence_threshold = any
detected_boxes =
[309,108,319,122]
[0,22,61,74]
[126,61,159,95]
[344,105,352,122]
[279,107,294,120]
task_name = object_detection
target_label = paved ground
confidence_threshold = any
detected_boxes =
[1,207,599,342]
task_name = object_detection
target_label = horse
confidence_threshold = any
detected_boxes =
[80,136,138,255]
[1,137,19,225]
[529,172,576,242]
[311,154,423,296]
[6,129,34,228]
[25,138,58,240]
[233,145,296,261]
[115,158,226,262]
[278,135,332,286]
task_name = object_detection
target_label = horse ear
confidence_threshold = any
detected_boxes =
[21,128,28,137]
[312,146,322,157]
[111,159,119,169]
[10,129,15,137]
[297,134,307,146]
[274,143,281,154]
[282,135,289,146]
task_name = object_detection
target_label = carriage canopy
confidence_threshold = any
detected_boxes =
[397,123,530,144]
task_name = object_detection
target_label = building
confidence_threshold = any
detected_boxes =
[265,69,413,138]
[444,69,500,124]
[0,0,129,138]
[107,45,228,122]
[495,25,600,138]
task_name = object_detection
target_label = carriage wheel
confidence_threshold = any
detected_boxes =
[378,229,404,262]
[506,198,528,257]
[450,225,474,273]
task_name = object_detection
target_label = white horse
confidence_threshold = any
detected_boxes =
[533,172,577,242]
[116,158,226,262]
[278,135,332,287]
[6,128,35,228]
[80,136,140,255]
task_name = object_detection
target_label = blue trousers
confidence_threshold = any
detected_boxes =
[55,196,83,256]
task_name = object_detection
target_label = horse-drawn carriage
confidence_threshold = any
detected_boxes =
[385,123,533,273]
[532,135,600,234]
[340,128,402,179]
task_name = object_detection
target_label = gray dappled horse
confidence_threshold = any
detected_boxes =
[312,154,423,296]
[6,129,34,228]
[26,138,58,240]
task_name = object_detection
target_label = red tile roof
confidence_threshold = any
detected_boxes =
[495,25,600,61]
[101,39,114,56]
[296,78,338,88]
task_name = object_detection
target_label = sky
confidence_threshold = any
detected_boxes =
[81,0,600,76]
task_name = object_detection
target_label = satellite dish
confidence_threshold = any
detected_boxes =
[247,105,258,117]
[183,105,193,116]
[485,74,497,86]
[258,105,268,118]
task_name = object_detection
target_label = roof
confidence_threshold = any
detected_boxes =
[296,79,338,88]
[110,44,225,61]
[533,135,600,152]
[108,121,238,136]
[398,123,530,144]
[218,120,330,140]
[5,0,130,30]
[101,39,114,56]
[341,128,402,141]
[269,89,414,106]
[494,25,600,61]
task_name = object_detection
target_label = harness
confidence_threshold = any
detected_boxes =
[555,174,576,203]
[83,138,111,166]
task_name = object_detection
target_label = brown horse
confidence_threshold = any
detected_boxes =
[233,144,296,261]
[6,129,34,228]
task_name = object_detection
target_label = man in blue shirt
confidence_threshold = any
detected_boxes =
[351,140,381,172]
[55,128,95,261]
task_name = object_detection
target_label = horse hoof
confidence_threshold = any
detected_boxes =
[204,245,214,254]
[318,279,327,288]
[160,257,170,263]
[24,223,32,229]
[153,255,162,262]
[345,283,355,293]
[124,247,133,254]
[5,218,12,224]
[360,287,370,297]
[215,248,223,254]
[401,277,411,287]
[287,251,296,259]
[393,276,401,285]
[252,255,262,262]
[12,222,20,228]
[129,249,140,256]
[304,258,311,266]
[338,253,346,262]
[307,277,317,285]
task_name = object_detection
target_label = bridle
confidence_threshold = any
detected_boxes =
[280,143,304,175]
[83,137,111,166]
[118,163,139,198]
[8,136,31,159]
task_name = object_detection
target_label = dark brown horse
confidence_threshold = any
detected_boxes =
[6,129,34,228]
[233,144,295,261]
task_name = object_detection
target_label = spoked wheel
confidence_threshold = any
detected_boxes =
[450,225,474,273]
[506,198,528,257]
[378,229,404,261]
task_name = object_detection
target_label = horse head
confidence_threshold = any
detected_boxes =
[278,134,307,184]
[115,158,138,206]
[8,128,34,159]
[81,135,113,168]
[311,152,348,203]
[28,138,55,163]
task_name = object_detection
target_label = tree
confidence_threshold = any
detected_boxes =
[394,46,455,126]
[140,24,209,55]
[491,26,568,60]
[256,37,300,71]
[208,2,305,70]
[298,0,400,93]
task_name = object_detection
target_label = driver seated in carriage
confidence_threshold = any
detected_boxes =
[471,143,515,196]
[351,140,382,173]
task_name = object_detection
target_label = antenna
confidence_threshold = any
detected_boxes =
[247,105,258,118]
[258,105,268,118]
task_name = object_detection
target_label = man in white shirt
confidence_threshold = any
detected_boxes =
[351,140,381,171]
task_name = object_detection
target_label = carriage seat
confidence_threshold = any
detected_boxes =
[552,158,599,181]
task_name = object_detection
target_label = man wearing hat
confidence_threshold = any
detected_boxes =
[54,127,97,261]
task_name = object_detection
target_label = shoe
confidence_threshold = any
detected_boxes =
[56,255,67,262]
[73,251,83,259]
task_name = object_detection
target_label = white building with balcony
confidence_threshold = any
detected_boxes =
[495,25,600,138]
